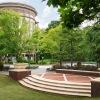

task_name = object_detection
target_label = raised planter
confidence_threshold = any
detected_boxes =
[9,69,31,81]
[56,69,100,77]
[14,63,28,69]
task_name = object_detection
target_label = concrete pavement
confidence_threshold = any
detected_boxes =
[0,65,52,75]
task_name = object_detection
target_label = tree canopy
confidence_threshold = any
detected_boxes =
[46,20,60,31]
[43,0,100,28]
[86,25,100,64]
[0,10,29,57]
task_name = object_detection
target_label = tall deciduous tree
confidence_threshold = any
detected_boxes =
[0,10,29,61]
[40,24,84,67]
[40,24,67,66]
[24,28,41,63]
[86,25,100,67]
[0,10,20,59]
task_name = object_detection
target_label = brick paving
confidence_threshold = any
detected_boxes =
[36,73,98,83]
[66,75,90,83]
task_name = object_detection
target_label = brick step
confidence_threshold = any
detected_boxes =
[26,77,91,90]
[30,75,91,87]
[19,80,91,97]
[22,78,91,94]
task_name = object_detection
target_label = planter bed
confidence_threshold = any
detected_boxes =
[56,69,100,77]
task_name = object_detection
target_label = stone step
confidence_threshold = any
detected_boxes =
[26,77,91,90]
[19,80,91,97]
[23,78,91,94]
[30,75,91,87]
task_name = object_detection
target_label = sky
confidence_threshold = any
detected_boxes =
[0,0,60,29]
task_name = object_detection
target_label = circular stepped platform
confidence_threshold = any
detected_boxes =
[19,73,93,97]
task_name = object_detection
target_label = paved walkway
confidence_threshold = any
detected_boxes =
[0,65,52,75]
[31,65,52,74]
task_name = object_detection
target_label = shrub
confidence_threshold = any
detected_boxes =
[29,60,36,64]
[38,61,47,64]
[3,66,9,71]
[81,65,97,71]
[77,61,81,65]
[73,62,82,70]
[73,64,98,71]
[17,55,24,63]
[26,65,39,69]
[9,61,13,64]
[52,64,62,70]
[22,59,29,63]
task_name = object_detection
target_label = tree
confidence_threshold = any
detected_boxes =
[63,28,84,67]
[40,23,84,67]
[0,10,21,61]
[77,26,92,61]
[24,28,41,63]
[40,24,68,66]
[0,10,29,62]
[43,0,100,28]
[86,24,100,67]
[46,20,60,31]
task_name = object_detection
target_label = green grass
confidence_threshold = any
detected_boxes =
[0,74,100,100]
[38,59,59,64]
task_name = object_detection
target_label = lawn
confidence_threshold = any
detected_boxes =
[0,74,99,100]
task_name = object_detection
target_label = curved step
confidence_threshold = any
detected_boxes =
[19,74,91,97]
[22,78,91,93]
[26,77,91,90]
[19,80,91,97]
[30,75,91,86]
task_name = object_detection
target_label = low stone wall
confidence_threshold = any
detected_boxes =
[9,69,31,81]
[56,69,100,77]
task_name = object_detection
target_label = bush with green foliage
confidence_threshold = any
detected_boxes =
[22,59,29,63]
[52,64,62,70]
[77,62,82,66]
[73,65,98,71]
[7,61,13,64]
[28,60,36,64]
[17,55,24,63]
[38,61,47,64]
[26,65,39,69]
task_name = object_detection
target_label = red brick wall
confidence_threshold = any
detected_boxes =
[9,70,31,81]
[91,81,100,97]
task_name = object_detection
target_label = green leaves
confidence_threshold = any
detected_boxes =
[0,10,29,56]
[86,25,100,63]
[44,0,100,28]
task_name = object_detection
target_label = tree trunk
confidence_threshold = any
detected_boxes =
[60,58,62,67]
[97,62,100,68]
[0,56,2,62]
[70,40,73,68]
[71,58,73,68]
